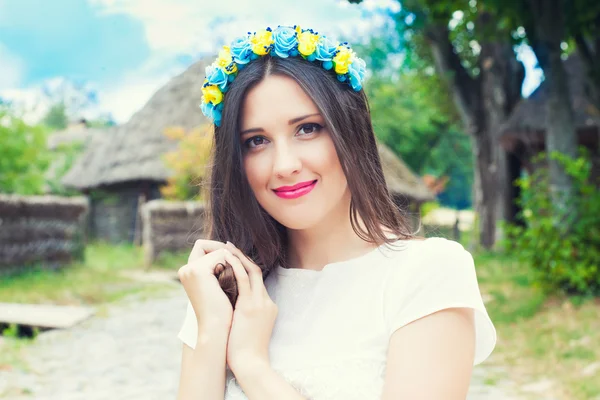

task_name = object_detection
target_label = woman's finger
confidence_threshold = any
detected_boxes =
[225,242,266,294]
[224,251,251,298]
[188,248,227,275]
[188,239,227,264]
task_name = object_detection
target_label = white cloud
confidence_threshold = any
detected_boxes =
[0,42,24,90]
[96,70,175,123]
[0,87,48,124]
[88,0,383,55]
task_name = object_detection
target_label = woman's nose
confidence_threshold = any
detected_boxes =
[272,141,302,178]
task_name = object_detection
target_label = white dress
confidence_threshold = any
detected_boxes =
[177,237,497,399]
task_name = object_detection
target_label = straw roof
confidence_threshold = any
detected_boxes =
[62,59,211,189]
[47,122,105,151]
[377,141,435,202]
[499,53,600,152]
[61,58,434,202]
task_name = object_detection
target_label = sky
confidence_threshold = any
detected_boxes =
[0,0,542,124]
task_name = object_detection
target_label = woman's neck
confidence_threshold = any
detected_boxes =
[285,199,380,271]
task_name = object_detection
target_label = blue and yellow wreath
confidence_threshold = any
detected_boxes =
[200,25,367,126]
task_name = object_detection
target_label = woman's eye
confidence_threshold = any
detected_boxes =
[244,136,267,149]
[298,123,323,136]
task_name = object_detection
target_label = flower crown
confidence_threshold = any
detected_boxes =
[200,25,367,126]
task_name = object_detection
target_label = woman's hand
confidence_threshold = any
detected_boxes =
[223,241,278,375]
[177,239,234,336]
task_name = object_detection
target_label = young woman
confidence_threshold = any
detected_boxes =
[176,25,496,400]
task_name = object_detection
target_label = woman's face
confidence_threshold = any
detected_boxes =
[239,74,349,230]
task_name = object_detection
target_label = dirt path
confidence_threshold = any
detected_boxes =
[1,285,532,400]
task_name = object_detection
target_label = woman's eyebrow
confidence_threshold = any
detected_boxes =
[288,113,320,125]
[240,113,321,136]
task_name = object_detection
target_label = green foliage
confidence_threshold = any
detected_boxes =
[364,62,473,209]
[45,142,83,196]
[420,201,441,217]
[0,108,51,195]
[86,116,116,128]
[351,7,474,209]
[2,323,19,338]
[503,150,600,297]
[42,102,68,131]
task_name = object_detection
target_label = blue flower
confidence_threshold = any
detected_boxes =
[230,35,253,65]
[205,65,228,91]
[272,26,298,58]
[314,35,337,62]
[348,56,366,91]
[201,101,222,126]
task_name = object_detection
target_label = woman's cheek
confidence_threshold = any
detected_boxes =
[244,155,271,200]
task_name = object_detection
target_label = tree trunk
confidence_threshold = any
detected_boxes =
[574,34,600,111]
[528,0,579,223]
[426,21,524,249]
[470,132,497,248]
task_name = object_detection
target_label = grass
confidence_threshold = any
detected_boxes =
[0,242,176,305]
[474,250,600,400]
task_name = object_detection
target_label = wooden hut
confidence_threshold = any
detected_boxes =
[62,60,212,243]
[62,59,433,243]
[498,53,600,221]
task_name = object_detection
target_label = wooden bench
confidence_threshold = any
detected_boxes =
[0,303,95,329]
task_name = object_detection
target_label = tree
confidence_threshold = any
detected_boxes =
[0,107,51,195]
[349,0,525,248]
[353,18,475,210]
[160,125,214,201]
[43,102,68,131]
[486,0,600,227]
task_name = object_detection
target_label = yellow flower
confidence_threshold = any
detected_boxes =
[333,45,353,75]
[250,29,274,55]
[297,30,319,56]
[215,45,237,74]
[201,84,223,105]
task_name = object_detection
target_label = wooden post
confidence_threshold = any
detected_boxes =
[141,201,153,270]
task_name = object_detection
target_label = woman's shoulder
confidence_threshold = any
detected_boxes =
[384,236,469,259]
[381,236,474,277]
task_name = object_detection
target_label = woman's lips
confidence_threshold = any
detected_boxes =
[273,180,317,199]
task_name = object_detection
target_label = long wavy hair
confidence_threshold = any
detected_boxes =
[202,55,415,305]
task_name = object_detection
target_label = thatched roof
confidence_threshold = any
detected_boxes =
[61,58,433,202]
[499,53,600,152]
[47,123,105,150]
[377,141,435,202]
[62,59,211,189]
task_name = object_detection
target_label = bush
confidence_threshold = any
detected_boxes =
[0,108,51,194]
[503,150,600,297]
[45,141,83,196]
[160,125,213,201]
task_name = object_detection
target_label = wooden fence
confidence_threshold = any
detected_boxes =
[0,194,89,275]
[141,200,207,267]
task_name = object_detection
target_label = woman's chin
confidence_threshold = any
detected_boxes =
[273,214,322,231]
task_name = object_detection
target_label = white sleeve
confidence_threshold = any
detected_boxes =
[383,238,497,366]
[177,300,198,350]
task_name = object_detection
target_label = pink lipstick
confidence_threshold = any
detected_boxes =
[273,180,317,199]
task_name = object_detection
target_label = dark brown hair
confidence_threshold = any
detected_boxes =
[203,55,415,305]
